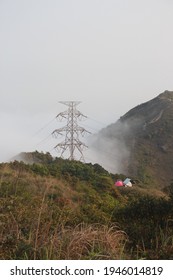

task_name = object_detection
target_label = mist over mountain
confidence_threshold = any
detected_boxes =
[90,90,173,187]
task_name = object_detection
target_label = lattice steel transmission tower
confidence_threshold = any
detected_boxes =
[52,101,90,161]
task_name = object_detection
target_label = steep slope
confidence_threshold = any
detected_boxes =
[92,91,173,187]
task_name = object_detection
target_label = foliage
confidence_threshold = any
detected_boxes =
[112,195,173,259]
[1,152,173,259]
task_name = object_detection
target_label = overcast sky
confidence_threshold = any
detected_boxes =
[0,0,173,163]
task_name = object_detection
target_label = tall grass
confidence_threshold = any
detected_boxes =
[41,223,127,260]
[0,165,128,259]
[1,161,173,260]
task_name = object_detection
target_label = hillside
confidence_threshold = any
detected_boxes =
[1,151,173,260]
[92,90,173,187]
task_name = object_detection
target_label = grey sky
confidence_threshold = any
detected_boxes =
[0,0,173,162]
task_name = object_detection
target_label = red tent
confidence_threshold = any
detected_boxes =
[115,180,124,187]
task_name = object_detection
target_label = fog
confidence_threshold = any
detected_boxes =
[0,0,173,168]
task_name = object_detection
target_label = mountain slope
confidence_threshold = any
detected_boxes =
[1,152,173,259]
[92,90,173,187]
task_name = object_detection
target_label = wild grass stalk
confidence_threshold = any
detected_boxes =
[34,184,50,260]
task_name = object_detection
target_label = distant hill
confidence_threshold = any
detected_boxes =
[91,90,173,187]
[11,151,53,164]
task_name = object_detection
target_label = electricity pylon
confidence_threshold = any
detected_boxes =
[52,101,90,161]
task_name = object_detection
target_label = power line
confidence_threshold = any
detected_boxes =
[35,134,52,147]
[32,117,56,137]
[32,107,120,169]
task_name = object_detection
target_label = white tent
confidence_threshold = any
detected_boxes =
[123,178,133,187]
[124,181,132,187]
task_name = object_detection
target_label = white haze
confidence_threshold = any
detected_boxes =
[85,133,130,174]
[0,0,173,172]
[85,119,132,174]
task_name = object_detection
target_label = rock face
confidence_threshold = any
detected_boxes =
[92,91,173,187]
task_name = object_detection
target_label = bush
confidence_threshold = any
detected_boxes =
[30,164,49,176]
[112,195,173,258]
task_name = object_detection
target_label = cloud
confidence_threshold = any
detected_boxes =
[85,121,131,174]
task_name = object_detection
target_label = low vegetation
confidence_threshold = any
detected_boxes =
[0,151,173,259]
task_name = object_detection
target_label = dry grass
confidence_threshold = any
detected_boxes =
[0,169,128,259]
[42,223,128,260]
